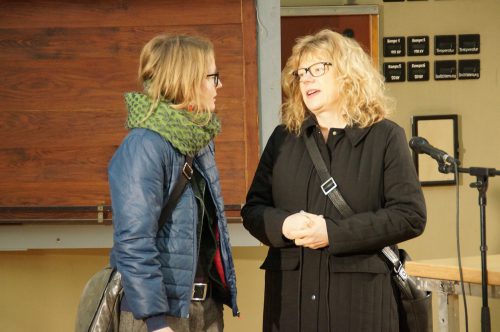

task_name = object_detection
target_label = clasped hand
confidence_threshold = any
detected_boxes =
[282,211,328,249]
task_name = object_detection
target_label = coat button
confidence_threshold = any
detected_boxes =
[311,294,316,300]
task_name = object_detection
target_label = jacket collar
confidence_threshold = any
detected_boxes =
[302,115,372,147]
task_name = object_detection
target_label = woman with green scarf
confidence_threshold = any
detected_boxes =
[108,34,239,332]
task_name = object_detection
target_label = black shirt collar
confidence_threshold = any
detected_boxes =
[302,115,372,147]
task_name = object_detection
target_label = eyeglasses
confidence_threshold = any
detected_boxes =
[206,72,220,87]
[293,62,332,81]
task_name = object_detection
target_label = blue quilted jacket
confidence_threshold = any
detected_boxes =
[108,128,239,320]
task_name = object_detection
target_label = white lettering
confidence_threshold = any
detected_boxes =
[459,72,479,78]
[411,63,426,69]
[390,75,400,80]
[414,74,423,79]
[411,38,426,43]
[459,47,479,52]
[436,74,456,79]
[387,64,402,69]
[436,49,455,54]
[386,38,401,44]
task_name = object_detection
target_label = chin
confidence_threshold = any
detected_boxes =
[306,106,321,114]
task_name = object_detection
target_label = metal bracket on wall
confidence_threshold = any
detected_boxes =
[97,204,104,223]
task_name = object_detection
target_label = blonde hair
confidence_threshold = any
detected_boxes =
[281,29,392,134]
[138,34,215,121]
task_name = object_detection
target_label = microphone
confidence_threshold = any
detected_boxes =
[409,136,457,164]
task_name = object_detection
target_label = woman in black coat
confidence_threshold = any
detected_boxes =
[241,29,426,332]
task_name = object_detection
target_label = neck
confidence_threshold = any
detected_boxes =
[315,110,346,129]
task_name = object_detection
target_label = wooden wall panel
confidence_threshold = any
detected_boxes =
[0,110,125,148]
[0,25,243,60]
[241,0,260,191]
[0,0,258,221]
[281,15,373,70]
[0,24,244,109]
[0,58,244,111]
[0,1,242,28]
[0,146,114,182]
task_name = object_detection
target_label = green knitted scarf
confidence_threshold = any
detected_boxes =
[124,92,221,157]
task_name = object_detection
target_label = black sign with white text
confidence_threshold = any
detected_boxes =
[407,36,429,56]
[458,34,480,54]
[383,37,405,57]
[407,61,429,81]
[458,59,480,79]
[383,62,406,82]
[435,60,457,80]
[435,35,457,55]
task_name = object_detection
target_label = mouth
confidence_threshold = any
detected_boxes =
[305,89,320,97]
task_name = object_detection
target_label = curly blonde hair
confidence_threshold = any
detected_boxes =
[281,29,392,134]
[138,34,215,121]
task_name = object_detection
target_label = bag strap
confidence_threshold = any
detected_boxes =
[157,156,194,232]
[302,131,355,218]
[302,133,411,291]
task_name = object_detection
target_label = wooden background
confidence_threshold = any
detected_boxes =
[281,14,379,71]
[0,0,258,222]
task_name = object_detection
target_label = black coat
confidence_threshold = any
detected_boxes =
[241,118,426,332]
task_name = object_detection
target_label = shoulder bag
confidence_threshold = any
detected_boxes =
[75,156,194,332]
[303,133,432,332]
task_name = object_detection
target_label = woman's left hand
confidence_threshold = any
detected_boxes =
[288,211,329,249]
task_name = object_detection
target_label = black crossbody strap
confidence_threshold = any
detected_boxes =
[302,133,408,288]
[302,133,355,218]
[157,156,194,232]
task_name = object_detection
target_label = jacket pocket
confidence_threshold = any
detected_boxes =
[260,248,300,271]
[330,253,389,274]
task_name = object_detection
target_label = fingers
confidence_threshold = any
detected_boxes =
[290,212,329,249]
[294,236,326,249]
[295,237,328,249]
[283,212,313,235]
[299,211,323,220]
[288,228,310,239]
[287,216,322,238]
[293,236,308,246]
[284,211,326,242]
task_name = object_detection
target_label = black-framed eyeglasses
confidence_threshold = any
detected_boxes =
[293,62,332,80]
[206,72,220,87]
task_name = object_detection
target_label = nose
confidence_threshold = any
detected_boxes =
[217,79,222,89]
[300,71,314,83]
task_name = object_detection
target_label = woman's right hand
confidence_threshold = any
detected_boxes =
[282,211,312,240]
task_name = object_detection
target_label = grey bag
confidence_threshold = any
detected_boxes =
[75,267,122,332]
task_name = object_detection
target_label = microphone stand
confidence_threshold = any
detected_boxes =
[440,162,500,332]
